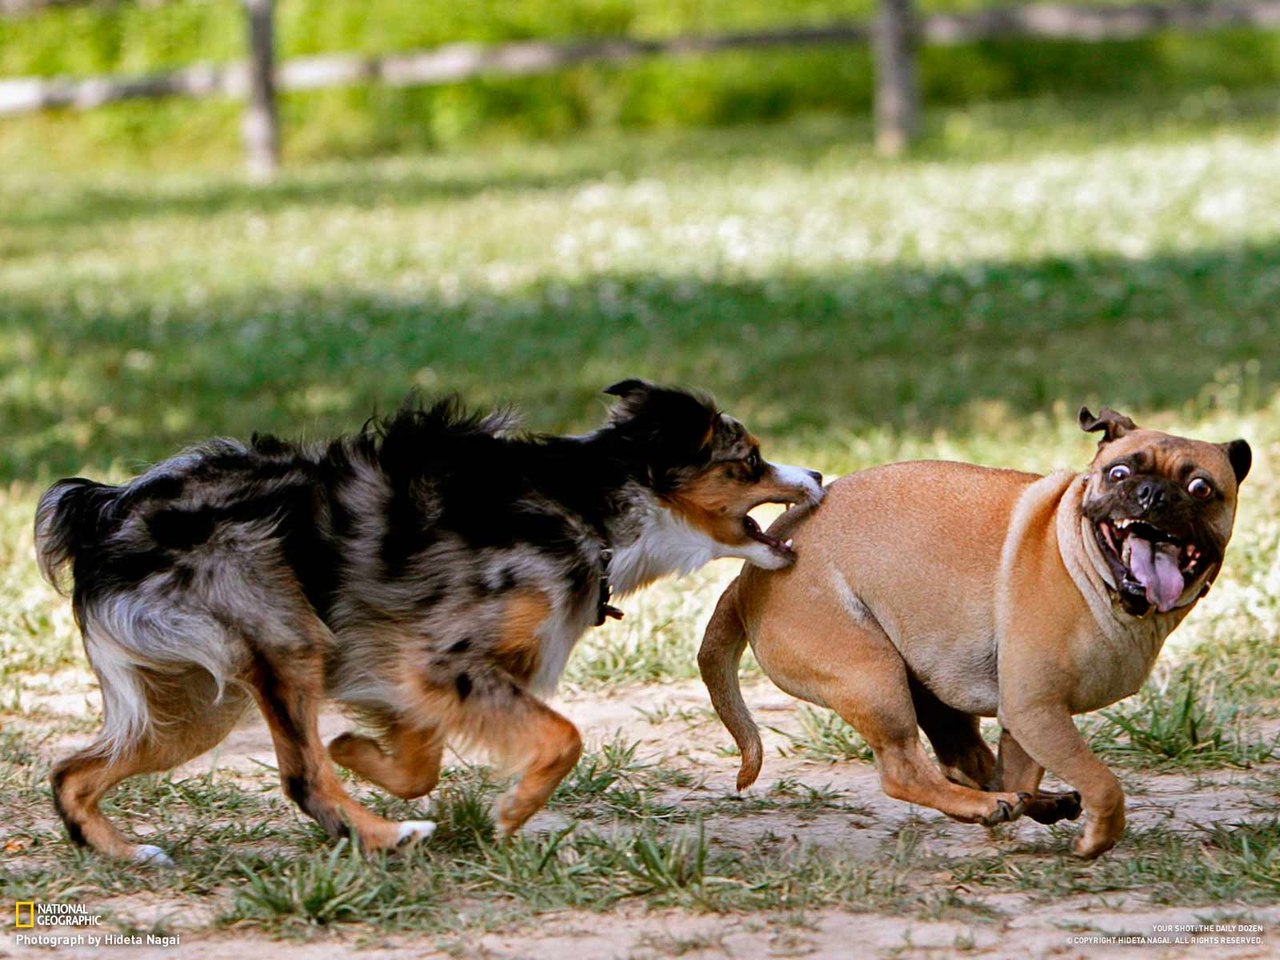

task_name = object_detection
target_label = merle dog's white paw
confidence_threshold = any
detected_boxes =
[131,844,175,867]
[396,820,437,847]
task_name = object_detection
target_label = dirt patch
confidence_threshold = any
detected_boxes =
[5,679,1279,959]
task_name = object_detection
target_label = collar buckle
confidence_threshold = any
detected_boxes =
[595,546,622,625]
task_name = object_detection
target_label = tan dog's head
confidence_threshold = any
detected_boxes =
[1078,406,1250,617]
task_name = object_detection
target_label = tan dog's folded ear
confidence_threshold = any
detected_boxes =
[1078,406,1138,445]
[1222,438,1252,485]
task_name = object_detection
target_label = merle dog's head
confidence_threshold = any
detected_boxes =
[1078,406,1250,617]
[604,379,823,569]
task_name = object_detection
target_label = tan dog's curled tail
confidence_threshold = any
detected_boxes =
[698,577,763,790]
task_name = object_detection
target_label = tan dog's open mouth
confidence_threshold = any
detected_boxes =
[1095,518,1204,614]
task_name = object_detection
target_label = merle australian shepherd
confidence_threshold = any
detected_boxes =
[36,379,823,864]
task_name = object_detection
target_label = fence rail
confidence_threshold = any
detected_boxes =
[1,0,103,15]
[2,0,1277,168]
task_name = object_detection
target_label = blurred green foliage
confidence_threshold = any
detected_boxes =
[1,0,1279,168]
[3,90,1279,480]
[0,0,1158,78]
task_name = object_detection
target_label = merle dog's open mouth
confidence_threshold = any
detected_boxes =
[744,514,794,558]
[1095,517,1203,614]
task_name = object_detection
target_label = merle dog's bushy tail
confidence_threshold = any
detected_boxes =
[35,478,115,594]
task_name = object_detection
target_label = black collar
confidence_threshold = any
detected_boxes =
[595,546,624,626]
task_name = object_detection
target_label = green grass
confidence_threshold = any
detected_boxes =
[229,840,400,930]
[952,821,1280,905]
[3,88,1280,941]
[217,821,909,935]
[550,734,698,822]
[1086,669,1279,770]
[0,732,908,937]
[4,93,1280,483]
[708,777,876,819]
[771,706,876,764]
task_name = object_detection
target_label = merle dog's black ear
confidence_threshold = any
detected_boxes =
[604,380,719,460]
[604,379,656,422]
[604,379,651,401]
[1079,406,1138,445]
[1222,438,1252,485]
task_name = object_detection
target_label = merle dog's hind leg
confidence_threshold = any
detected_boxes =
[329,720,444,800]
[395,669,582,837]
[52,671,249,866]
[248,639,436,851]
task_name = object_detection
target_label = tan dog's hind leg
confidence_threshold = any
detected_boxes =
[755,613,1029,827]
[1000,704,1121,856]
[329,722,444,800]
[858,707,1028,827]
[993,729,1082,825]
[908,685,1081,826]
[910,677,996,789]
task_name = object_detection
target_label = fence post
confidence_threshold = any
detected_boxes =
[873,0,919,156]
[242,0,279,178]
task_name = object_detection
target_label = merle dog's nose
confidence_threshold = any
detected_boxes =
[1136,480,1166,511]
[807,470,823,486]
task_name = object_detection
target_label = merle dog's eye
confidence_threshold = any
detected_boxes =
[1188,477,1214,499]
[1107,464,1131,483]
[745,450,760,471]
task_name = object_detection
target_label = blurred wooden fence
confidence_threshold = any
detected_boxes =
[2,0,1278,174]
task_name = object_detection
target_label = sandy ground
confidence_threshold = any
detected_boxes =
[5,679,1279,959]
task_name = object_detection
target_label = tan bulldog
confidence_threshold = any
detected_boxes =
[699,407,1250,857]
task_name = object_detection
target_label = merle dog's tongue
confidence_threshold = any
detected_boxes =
[1127,537,1184,613]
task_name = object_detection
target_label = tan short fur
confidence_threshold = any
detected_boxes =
[700,411,1249,857]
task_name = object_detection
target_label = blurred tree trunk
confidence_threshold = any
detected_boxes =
[242,0,279,178]
[873,0,919,157]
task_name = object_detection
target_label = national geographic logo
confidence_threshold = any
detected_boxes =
[10,901,180,948]
[13,901,102,928]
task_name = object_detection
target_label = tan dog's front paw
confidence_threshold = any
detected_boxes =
[1073,805,1124,858]
[1073,831,1116,859]
[1025,789,1083,825]
[979,792,1032,826]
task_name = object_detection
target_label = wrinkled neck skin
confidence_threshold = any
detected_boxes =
[1056,473,1191,654]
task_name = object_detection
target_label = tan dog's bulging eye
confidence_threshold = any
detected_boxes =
[1107,464,1131,483]
[1188,477,1214,499]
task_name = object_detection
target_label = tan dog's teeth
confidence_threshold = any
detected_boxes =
[784,539,794,549]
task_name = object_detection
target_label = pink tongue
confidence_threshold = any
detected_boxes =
[1127,537,1185,613]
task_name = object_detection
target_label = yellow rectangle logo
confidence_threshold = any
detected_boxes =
[15,902,35,928]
